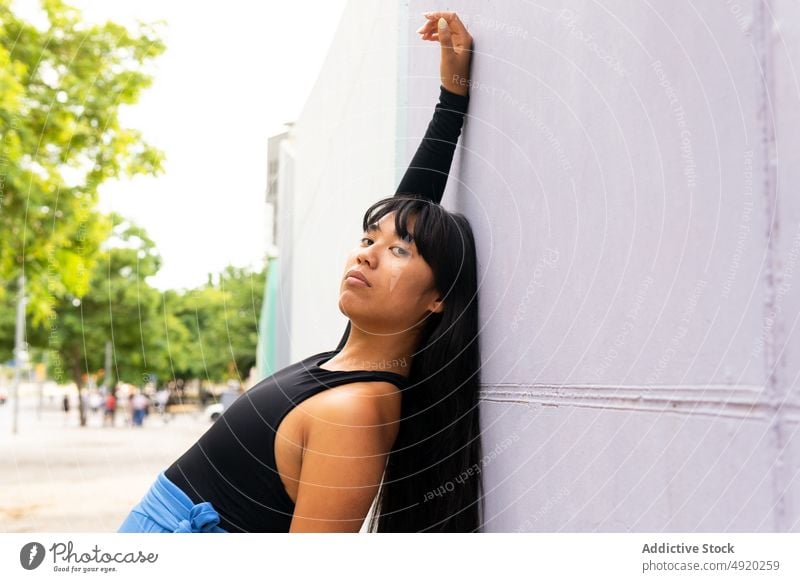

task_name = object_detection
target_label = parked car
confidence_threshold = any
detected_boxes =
[204,402,224,422]
[203,388,241,422]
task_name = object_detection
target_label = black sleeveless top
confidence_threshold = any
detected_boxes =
[163,349,411,532]
[164,85,468,533]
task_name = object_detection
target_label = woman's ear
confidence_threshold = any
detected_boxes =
[428,297,445,314]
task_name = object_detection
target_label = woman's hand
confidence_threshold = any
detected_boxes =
[416,11,473,96]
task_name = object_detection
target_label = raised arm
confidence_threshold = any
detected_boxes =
[336,13,473,352]
[396,12,473,205]
[394,85,470,205]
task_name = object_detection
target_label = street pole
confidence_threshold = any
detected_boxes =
[37,350,49,420]
[104,340,112,391]
[12,274,28,435]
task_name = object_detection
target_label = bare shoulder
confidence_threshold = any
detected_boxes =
[288,380,404,532]
[302,380,402,445]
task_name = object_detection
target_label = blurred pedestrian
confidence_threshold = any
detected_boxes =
[89,390,102,416]
[155,388,170,423]
[62,393,70,426]
[103,391,117,427]
[131,390,150,427]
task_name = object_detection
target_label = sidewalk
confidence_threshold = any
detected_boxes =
[0,394,212,533]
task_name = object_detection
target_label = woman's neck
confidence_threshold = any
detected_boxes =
[322,325,418,377]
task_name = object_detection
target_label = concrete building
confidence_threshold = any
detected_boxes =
[272,0,407,364]
[256,127,289,380]
[265,0,800,531]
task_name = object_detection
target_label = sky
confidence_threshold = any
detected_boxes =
[12,0,348,291]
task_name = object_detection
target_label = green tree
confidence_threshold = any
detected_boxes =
[172,265,266,385]
[0,1,269,424]
[31,213,192,426]
[0,0,165,329]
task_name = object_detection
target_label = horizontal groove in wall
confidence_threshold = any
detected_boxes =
[478,384,800,422]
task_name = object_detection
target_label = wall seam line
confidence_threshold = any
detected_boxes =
[756,0,787,532]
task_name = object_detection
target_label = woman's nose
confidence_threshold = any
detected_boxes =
[356,246,376,267]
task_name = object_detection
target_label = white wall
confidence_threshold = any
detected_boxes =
[280,0,800,531]
[771,0,800,530]
[404,0,800,531]
[277,0,407,364]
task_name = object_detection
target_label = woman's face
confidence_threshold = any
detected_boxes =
[338,211,443,335]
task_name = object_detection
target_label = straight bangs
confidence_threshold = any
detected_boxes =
[361,195,447,263]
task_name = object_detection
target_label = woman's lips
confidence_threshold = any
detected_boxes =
[345,276,370,287]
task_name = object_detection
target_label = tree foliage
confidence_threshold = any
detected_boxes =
[170,266,266,384]
[0,1,267,397]
[0,0,166,327]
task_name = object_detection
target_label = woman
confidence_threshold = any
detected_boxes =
[117,11,483,533]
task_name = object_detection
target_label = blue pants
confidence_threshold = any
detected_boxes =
[132,409,146,426]
[117,471,227,533]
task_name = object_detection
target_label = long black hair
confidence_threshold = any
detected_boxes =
[335,194,484,532]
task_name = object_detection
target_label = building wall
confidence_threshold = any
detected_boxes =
[275,135,296,371]
[402,0,799,531]
[256,129,288,380]
[770,0,800,532]
[276,0,407,365]
[278,0,800,531]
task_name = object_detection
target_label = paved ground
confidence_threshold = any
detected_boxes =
[0,384,214,533]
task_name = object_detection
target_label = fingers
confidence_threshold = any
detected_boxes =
[415,19,436,36]
[415,17,439,36]
[417,12,471,46]
[421,11,468,36]
[437,17,454,51]
[417,19,439,41]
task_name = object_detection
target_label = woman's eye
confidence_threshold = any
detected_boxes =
[360,238,409,256]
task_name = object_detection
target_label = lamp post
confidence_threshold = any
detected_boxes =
[12,275,29,435]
